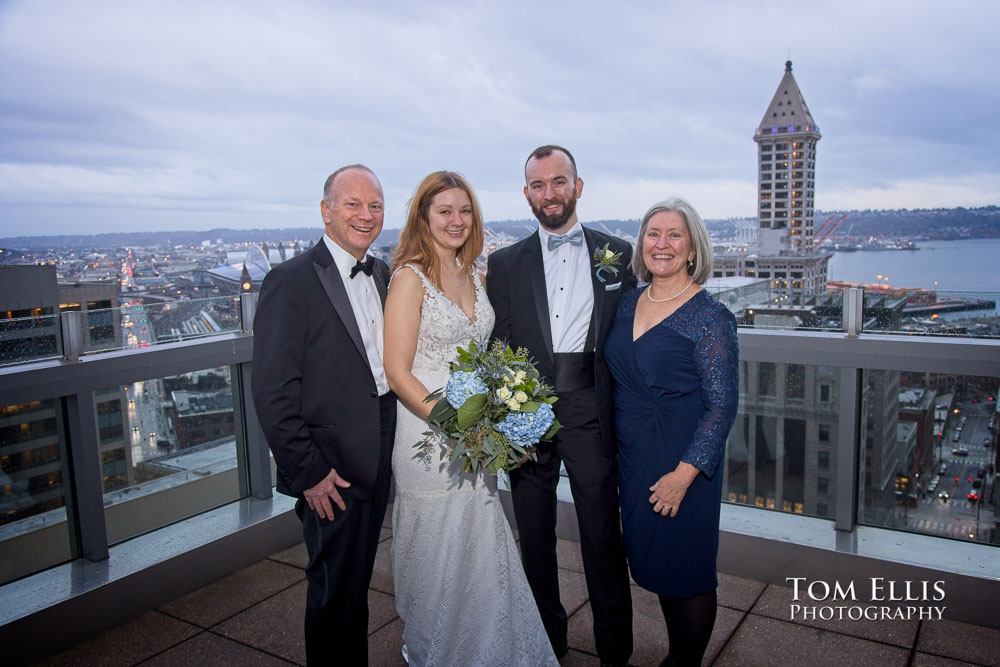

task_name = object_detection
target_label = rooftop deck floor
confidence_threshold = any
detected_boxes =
[36,505,1000,667]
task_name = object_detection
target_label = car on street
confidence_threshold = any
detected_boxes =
[939,490,949,500]
[967,491,979,503]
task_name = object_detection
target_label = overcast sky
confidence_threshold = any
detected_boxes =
[1,0,998,237]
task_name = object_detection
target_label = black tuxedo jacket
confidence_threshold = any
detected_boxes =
[486,226,637,456]
[251,240,392,500]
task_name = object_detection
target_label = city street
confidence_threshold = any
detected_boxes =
[126,378,174,465]
[123,301,179,464]
[904,395,995,543]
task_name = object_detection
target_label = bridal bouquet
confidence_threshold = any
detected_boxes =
[416,339,561,475]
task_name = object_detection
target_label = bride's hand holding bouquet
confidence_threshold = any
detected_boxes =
[416,339,561,475]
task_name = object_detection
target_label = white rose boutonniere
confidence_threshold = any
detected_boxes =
[593,242,624,283]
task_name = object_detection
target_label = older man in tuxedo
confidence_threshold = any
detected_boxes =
[252,165,394,665]
[487,145,635,665]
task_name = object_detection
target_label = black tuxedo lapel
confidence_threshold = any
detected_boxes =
[523,232,554,364]
[583,227,605,349]
[310,241,371,372]
[372,260,388,306]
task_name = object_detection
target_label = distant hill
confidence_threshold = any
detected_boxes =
[1,206,997,249]
[810,206,1000,239]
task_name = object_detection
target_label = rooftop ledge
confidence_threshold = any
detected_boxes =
[1,491,998,664]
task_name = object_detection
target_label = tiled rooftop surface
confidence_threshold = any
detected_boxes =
[36,505,1000,667]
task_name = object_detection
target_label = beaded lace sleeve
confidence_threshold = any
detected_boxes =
[681,299,739,477]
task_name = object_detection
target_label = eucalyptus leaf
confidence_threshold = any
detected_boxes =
[428,399,457,422]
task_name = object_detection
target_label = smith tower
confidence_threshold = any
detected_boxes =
[754,60,821,252]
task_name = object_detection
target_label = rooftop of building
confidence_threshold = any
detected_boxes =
[899,387,936,409]
[172,389,234,416]
[36,515,1000,667]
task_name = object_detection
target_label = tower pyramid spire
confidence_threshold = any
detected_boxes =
[758,60,820,134]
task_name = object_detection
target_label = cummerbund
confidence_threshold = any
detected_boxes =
[552,351,596,392]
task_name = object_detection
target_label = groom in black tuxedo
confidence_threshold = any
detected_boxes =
[487,145,635,665]
[252,165,395,665]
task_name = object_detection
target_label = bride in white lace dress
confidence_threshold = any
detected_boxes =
[383,172,557,666]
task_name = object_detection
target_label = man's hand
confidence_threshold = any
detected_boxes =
[303,468,352,521]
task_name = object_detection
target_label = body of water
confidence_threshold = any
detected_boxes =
[828,238,1000,294]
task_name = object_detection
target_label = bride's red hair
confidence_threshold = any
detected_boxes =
[391,171,484,290]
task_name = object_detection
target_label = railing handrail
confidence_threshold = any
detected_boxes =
[0,332,253,406]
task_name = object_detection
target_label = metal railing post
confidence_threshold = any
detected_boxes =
[842,287,864,338]
[61,311,84,361]
[240,292,257,335]
[233,360,272,499]
[835,367,862,532]
[62,391,110,561]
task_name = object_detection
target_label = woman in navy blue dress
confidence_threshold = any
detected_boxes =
[605,197,738,667]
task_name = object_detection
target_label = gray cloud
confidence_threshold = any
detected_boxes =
[1,0,997,236]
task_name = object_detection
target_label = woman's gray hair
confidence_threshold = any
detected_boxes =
[632,196,713,285]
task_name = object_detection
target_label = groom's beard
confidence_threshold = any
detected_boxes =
[530,195,578,231]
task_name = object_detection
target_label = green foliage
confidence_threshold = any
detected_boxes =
[414,337,562,476]
[456,393,487,430]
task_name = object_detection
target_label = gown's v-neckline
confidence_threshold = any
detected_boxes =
[426,271,480,326]
[631,287,701,343]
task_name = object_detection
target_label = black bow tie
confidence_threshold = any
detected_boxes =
[350,256,375,279]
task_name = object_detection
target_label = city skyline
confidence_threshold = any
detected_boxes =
[2,0,999,236]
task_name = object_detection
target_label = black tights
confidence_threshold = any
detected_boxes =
[657,590,717,667]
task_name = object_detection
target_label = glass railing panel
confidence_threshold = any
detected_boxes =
[858,371,998,545]
[707,286,845,332]
[0,314,62,366]
[101,365,242,545]
[862,290,999,338]
[722,362,840,518]
[0,398,71,585]
[88,296,243,354]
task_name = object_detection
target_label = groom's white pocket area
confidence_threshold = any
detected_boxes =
[605,282,622,291]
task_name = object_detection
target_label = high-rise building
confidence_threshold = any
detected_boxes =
[714,61,830,292]
[1,266,132,526]
[754,60,822,252]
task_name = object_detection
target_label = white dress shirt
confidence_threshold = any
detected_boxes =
[323,235,389,395]
[537,222,594,353]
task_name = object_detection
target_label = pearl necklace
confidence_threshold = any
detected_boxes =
[646,277,693,303]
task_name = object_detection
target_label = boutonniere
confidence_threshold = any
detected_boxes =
[592,243,623,283]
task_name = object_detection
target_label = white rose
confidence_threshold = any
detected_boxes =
[497,387,512,400]
[506,398,521,411]
[604,248,614,260]
[514,390,528,403]
[514,370,527,383]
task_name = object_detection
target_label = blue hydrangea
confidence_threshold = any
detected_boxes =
[445,371,488,408]
[496,402,555,447]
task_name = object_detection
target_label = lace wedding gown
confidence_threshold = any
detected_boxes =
[391,265,557,667]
